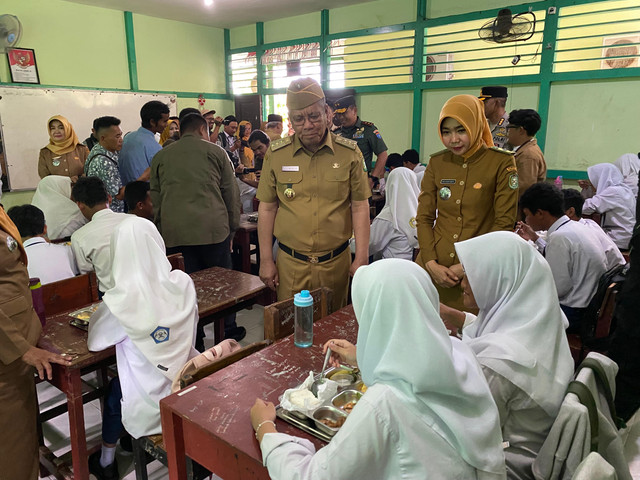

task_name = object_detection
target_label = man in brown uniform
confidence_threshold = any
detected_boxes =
[0,207,71,480]
[507,109,547,197]
[257,78,371,308]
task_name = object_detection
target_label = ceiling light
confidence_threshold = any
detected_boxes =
[204,0,213,6]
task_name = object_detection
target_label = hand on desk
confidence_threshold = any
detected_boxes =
[251,398,277,443]
[22,346,73,380]
[259,260,279,291]
[323,339,357,368]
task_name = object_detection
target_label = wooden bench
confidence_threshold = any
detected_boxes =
[132,340,272,480]
[166,253,185,272]
[41,271,99,317]
[263,287,334,342]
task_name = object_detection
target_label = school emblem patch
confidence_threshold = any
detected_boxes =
[6,235,17,252]
[439,186,452,200]
[150,326,170,344]
[409,217,417,228]
[508,174,519,190]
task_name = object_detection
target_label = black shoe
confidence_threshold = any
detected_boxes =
[88,451,119,480]
[224,326,246,342]
[119,434,132,453]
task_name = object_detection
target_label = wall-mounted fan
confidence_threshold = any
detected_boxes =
[478,8,536,44]
[0,14,22,53]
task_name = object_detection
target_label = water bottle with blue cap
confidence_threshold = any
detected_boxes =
[294,290,314,347]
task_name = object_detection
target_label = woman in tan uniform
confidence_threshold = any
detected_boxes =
[38,115,89,181]
[0,207,71,479]
[416,94,518,310]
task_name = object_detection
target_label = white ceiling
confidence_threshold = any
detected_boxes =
[63,0,372,29]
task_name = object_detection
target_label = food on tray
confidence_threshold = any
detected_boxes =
[289,389,321,409]
[69,304,100,320]
[342,401,357,413]
[319,416,346,428]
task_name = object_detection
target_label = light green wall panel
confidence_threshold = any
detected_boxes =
[230,25,256,50]
[330,0,417,34]
[1,190,35,210]
[0,0,129,89]
[544,79,640,172]
[264,12,321,44]
[176,98,235,118]
[421,84,539,161]
[358,91,413,156]
[134,14,225,93]
[427,0,535,19]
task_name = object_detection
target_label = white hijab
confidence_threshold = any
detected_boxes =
[455,232,574,416]
[353,259,506,477]
[31,175,87,239]
[102,216,198,381]
[614,153,639,196]
[376,167,420,248]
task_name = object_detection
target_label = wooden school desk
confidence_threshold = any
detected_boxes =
[190,266,274,343]
[160,305,358,480]
[233,213,259,274]
[37,306,116,480]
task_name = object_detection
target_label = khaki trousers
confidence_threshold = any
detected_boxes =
[276,246,350,308]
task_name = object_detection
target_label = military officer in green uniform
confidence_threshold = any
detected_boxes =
[479,86,512,151]
[332,95,388,187]
[257,79,371,308]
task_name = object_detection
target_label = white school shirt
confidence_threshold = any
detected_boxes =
[369,217,414,260]
[70,209,128,291]
[23,237,78,285]
[544,216,607,308]
[579,218,625,270]
[260,383,502,480]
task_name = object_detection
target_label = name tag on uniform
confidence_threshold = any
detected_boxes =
[440,179,456,184]
[282,166,299,172]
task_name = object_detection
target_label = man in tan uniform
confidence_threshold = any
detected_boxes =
[507,108,547,197]
[257,78,371,308]
[0,207,71,480]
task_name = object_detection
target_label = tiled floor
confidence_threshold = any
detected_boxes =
[38,304,640,479]
[38,305,264,480]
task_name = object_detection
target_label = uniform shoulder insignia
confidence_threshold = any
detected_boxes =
[271,136,292,152]
[361,120,375,127]
[430,148,449,157]
[489,146,513,155]
[334,135,358,150]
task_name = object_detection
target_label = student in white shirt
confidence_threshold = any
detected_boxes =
[31,175,87,240]
[7,204,77,285]
[441,232,574,479]
[88,215,198,478]
[250,259,507,480]
[582,163,636,250]
[70,177,128,292]
[368,167,419,260]
[518,183,607,332]
[562,188,625,270]
[614,153,639,197]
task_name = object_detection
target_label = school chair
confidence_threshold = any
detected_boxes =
[41,271,99,317]
[166,253,185,272]
[263,287,334,342]
[532,353,631,480]
[131,339,272,480]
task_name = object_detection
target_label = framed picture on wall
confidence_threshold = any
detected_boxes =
[7,48,40,84]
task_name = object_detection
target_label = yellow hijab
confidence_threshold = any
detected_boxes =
[45,115,81,156]
[160,119,179,146]
[237,120,254,164]
[438,95,494,159]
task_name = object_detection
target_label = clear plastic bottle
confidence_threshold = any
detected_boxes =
[294,290,314,348]
[554,175,563,190]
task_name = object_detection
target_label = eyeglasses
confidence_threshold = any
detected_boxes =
[290,111,324,126]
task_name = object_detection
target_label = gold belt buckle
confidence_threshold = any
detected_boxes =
[308,255,319,264]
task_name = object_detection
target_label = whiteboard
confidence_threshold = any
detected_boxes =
[0,86,177,190]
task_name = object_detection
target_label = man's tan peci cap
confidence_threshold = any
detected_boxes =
[286,77,325,111]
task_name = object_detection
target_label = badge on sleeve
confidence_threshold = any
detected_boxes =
[373,129,382,139]
[508,174,519,190]
[150,326,170,344]
[6,235,17,252]
[439,187,451,200]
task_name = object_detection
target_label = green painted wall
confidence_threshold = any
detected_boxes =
[421,84,540,161]
[544,79,640,171]
[133,14,226,93]
[176,98,235,117]
[230,24,257,50]
[0,0,129,89]
[264,12,321,44]
[1,190,34,210]
[427,0,534,19]
[329,0,417,34]
[358,91,413,156]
